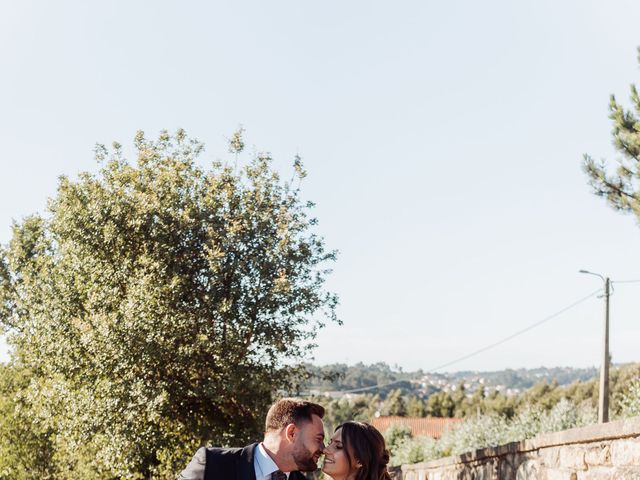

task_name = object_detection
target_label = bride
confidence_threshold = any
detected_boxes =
[321,421,392,480]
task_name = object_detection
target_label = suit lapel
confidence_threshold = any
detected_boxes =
[241,443,311,480]
[239,443,259,480]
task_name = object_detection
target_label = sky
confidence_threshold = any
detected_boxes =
[1,1,640,373]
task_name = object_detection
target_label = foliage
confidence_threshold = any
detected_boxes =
[388,399,597,466]
[583,47,640,218]
[302,363,599,409]
[380,389,407,416]
[383,423,412,452]
[310,364,639,433]
[385,364,640,467]
[307,363,640,468]
[314,395,380,434]
[406,395,428,417]
[616,379,640,418]
[0,129,338,478]
[0,363,55,479]
[303,362,415,395]
[391,435,438,465]
[448,367,597,391]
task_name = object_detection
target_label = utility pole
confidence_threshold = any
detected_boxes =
[598,277,610,423]
[579,270,611,424]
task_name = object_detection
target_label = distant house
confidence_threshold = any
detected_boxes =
[371,416,463,439]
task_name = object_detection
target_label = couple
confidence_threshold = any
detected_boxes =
[178,398,391,480]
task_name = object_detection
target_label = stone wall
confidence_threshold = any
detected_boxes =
[400,416,640,479]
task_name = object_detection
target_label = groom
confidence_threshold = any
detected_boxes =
[178,398,326,480]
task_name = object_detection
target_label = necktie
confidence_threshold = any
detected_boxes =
[271,471,287,480]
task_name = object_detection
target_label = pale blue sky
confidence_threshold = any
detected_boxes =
[1,1,639,372]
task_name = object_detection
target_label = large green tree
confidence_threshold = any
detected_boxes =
[584,48,640,216]
[0,363,56,479]
[0,129,338,478]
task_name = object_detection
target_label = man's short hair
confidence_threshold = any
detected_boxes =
[265,398,325,432]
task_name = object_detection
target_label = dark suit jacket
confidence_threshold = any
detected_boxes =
[177,442,308,480]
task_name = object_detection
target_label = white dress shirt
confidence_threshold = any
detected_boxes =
[253,443,290,480]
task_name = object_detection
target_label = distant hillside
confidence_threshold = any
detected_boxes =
[446,366,598,390]
[303,362,417,396]
[303,362,600,398]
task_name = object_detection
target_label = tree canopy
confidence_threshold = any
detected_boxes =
[584,48,640,218]
[0,129,338,478]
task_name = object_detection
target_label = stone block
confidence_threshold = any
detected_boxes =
[517,459,543,480]
[584,444,611,467]
[540,448,560,467]
[544,468,577,480]
[437,467,451,479]
[579,466,640,480]
[475,461,497,480]
[575,466,613,480]
[430,467,454,480]
[499,459,516,480]
[404,471,417,480]
[559,447,587,470]
[610,440,640,466]
[612,466,640,479]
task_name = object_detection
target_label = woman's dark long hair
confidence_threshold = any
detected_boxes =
[336,421,391,480]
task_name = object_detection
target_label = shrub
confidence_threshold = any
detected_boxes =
[389,398,596,466]
[617,380,640,418]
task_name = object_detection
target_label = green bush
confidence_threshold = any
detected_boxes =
[388,398,597,466]
[617,380,640,418]
[383,423,412,453]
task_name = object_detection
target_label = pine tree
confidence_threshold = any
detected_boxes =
[583,48,640,218]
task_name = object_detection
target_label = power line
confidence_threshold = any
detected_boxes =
[425,287,602,372]
[322,287,602,394]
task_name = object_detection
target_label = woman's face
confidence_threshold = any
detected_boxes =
[322,428,357,480]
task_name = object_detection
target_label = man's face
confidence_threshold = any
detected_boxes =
[291,414,325,471]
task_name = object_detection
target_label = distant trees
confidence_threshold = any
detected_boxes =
[313,363,639,423]
[584,48,640,218]
[381,365,640,466]
[318,395,379,433]
[304,362,409,393]
[407,395,428,417]
[0,129,338,478]
[306,363,640,467]
[381,389,408,416]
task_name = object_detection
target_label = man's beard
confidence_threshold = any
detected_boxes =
[292,443,320,472]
